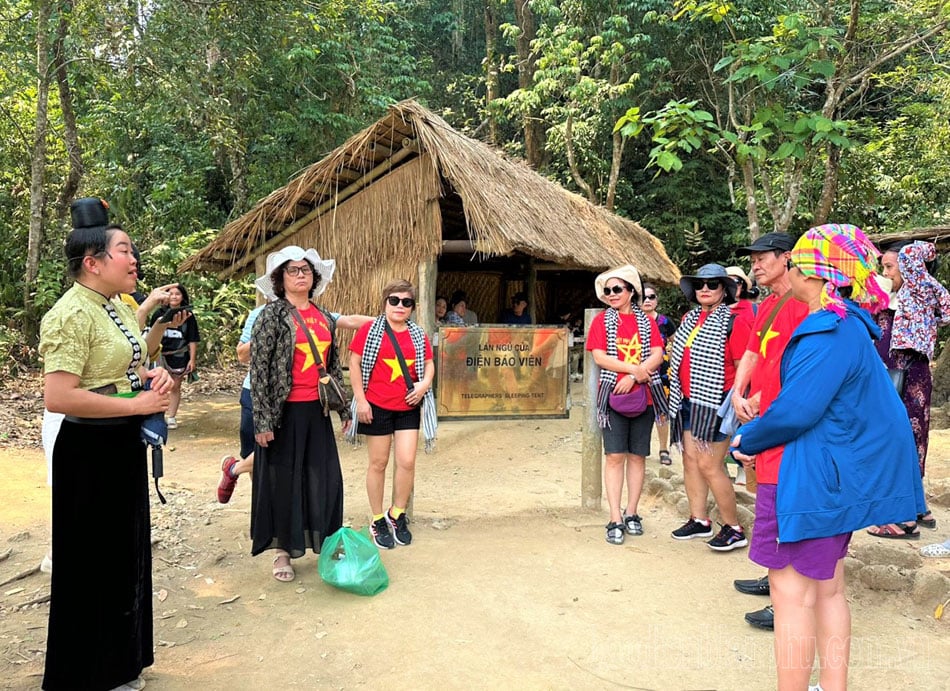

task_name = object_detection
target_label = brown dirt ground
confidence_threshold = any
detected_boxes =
[1,373,949,690]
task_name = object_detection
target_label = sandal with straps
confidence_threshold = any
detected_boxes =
[272,551,295,582]
[659,450,672,466]
[866,522,920,540]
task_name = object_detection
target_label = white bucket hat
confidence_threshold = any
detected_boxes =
[594,264,643,305]
[254,245,336,300]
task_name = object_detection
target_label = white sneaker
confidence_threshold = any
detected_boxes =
[167,417,178,429]
[735,466,746,486]
[40,552,52,574]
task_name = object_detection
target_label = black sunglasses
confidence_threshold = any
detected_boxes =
[387,295,415,308]
[603,285,629,296]
[643,293,657,300]
[691,279,722,291]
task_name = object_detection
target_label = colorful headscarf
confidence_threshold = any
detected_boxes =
[790,223,889,317]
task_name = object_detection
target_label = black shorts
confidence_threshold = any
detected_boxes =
[602,405,655,456]
[357,403,421,436]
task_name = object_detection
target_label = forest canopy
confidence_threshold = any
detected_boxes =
[2,0,948,369]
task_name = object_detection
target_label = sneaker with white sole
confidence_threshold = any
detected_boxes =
[386,510,412,546]
[671,518,713,540]
[370,516,395,550]
[707,524,749,551]
[167,416,178,430]
[622,513,643,536]
[605,522,625,545]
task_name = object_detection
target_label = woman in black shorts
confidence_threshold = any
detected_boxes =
[349,280,436,549]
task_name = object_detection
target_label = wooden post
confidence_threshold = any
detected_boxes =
[526,259,537,323]
[581,308,602,509]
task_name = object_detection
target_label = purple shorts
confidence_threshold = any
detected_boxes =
[750,483,851,581]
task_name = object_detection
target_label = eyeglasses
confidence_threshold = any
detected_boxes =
[691,279,722,291]
[602,285,628,296]
[387,296,416,308]
[642,294,657,300]
[284,265,313,277]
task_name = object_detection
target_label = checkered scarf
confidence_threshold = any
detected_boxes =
[595,307,669,429]
[791,223,887,317]
[668,304,731,445]
[345,316,437,452]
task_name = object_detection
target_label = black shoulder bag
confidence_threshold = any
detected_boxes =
[288,304,349,417]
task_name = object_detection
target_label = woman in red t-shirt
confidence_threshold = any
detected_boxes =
[587,265,665,546]
[350,280,435,551]
[667,264,753,551]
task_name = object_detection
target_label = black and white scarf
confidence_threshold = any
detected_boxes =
[668,304,732,445]
[345,315,438,452]
[595,307,669,429]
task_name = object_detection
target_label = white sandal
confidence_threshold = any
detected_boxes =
[920,542,950,558]
[272,551,295,582]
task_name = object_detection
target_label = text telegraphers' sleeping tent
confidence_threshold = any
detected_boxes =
[180,99,680,322]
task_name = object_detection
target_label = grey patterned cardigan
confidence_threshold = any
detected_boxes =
[249,299,351,435]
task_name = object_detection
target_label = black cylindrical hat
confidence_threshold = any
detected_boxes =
[70,197,110,231]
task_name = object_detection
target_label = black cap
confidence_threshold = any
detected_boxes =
[736,232,795,255]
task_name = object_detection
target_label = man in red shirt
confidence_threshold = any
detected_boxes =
[730,232,809,631]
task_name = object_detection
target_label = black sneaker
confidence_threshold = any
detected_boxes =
[734,575,770,596]
[386,510,412,546]
[745,604,774,630]
[605,522,625,545]
[671,518,713,540]
[370,517,395,550]
[622,513,643,536]
[707,524,749,552]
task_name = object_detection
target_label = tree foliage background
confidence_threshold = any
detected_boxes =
[1,0,948,371]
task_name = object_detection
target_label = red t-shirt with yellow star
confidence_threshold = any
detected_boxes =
[586,311,663,402]
[676,309,752,398]
[349,322,433,411]
[745,292,810,483]
[286,304,333,403]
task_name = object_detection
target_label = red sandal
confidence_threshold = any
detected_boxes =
[866,522,920,540]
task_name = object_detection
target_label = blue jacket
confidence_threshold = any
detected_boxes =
[737,302,925,543]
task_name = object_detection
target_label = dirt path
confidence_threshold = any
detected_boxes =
[1,388,949,690]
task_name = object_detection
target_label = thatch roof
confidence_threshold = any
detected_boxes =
[868,226,950,252]
[180,100,679,288]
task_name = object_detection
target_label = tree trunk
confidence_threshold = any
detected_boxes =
[513,0,543,167]
[52,0,83,226]
[565,114,596,204]
[740,158,760,240]
[813,144,840,225]
[227,144,249,215]
[483,1,499,146]
[605,130,624,213]
[26,0,53,343]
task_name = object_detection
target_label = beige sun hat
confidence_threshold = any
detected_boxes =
[255,245,336,300]
[725,265,753,292]
[594,264,643,305]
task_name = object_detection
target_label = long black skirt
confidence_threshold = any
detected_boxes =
[43,418,153,690]
[251,401,344,558]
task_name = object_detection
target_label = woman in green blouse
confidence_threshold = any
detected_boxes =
[39,198,174,691]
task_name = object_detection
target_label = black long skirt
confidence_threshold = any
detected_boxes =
[43,418,153,690]
[251,401,344,558]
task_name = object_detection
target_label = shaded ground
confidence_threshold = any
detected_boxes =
[1,375,949,690]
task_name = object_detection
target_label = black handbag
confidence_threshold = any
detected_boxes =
[289,305,349,417]
[887,367,906,396]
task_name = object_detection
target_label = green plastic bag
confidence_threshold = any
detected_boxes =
[318,527,389,596]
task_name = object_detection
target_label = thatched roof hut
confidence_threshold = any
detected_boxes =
[181,99,679,327]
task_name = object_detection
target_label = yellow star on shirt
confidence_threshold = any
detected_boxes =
[295,331,329,371]
[616,338,642,363]
[759,326,779,358]
[383,356,415,382]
